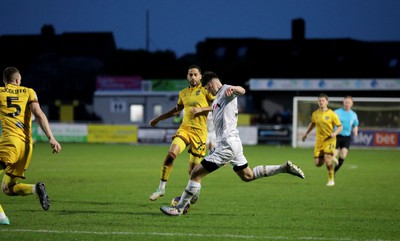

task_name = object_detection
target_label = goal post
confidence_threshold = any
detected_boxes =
[292,96,400,149]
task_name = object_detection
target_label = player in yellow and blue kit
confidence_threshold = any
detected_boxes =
[302,93,342,186]
[334,96,359,173]
[148,65,214,201]
[0,67,61,225]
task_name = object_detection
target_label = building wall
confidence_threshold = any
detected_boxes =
[93,91,179,126]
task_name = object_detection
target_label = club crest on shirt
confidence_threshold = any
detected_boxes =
[196,90,200,95]
[325,116,330,121]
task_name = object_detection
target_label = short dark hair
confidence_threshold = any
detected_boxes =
[318,93,329,100]
[188,65,201,73]
[3,67,20,83]
[201,71,218,86]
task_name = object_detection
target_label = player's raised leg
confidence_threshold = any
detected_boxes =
[252,161,305,179]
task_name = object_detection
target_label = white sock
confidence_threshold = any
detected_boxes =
[253,165,284,179]
[176,180,201,209]
[159,180,167,190]
[0,212,6,219]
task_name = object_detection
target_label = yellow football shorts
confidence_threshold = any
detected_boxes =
[173,125,207,158]
[314,137,336,158]
[0,136,33,179]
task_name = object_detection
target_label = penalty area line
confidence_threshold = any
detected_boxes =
[0,228,394,241]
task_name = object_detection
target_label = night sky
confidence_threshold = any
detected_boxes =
[2,0,400,57]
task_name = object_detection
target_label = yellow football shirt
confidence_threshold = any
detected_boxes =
[311,108,342,142]
[178,84,214,130]
[0,84,37,144]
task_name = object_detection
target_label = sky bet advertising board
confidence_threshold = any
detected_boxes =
[352,130,400,148]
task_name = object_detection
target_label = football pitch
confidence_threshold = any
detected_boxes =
[0,143,398,241]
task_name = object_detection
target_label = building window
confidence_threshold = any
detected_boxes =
[130,104,143,122]
[110,98,127,113]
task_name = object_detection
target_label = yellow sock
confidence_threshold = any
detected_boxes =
[0,205,4,213]
[328,166,335,181]
[12,183,34,196]
[161,164,173,181]
[160,138,186,182]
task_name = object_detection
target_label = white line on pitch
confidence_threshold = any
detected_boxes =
[0,229,395,241]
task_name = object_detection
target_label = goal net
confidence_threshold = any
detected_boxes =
[292,97,400,149]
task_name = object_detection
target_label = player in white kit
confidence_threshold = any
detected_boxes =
[160,71,305,216]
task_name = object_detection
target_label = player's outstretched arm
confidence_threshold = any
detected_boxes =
[149,104,183,127]
[191,106,212,118]
[226,85,246,96]
[30,102,61,153]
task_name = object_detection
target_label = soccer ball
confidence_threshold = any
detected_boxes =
[171,196,190,214]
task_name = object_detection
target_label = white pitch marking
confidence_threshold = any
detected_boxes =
[0,229,395,241]
[348,164,358,169]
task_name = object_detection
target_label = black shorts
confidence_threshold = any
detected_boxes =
[201,159,220,173]
[336,135,351,150]
[200,159,248,173]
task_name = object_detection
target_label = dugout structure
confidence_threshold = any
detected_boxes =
[292,97,400,149]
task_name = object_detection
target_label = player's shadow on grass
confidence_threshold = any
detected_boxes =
[19,199,239,217]
[18,199,167,216]
[20,208,162,216]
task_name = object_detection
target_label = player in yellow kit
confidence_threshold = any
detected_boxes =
[149,65,214,201]
[0,67,62,225]
[302,93,342,186]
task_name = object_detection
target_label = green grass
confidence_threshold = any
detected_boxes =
[0,143,399,241]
